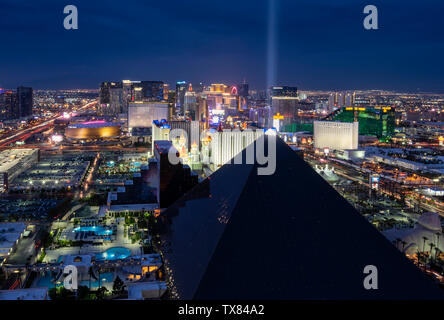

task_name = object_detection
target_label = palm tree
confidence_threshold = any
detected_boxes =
[422,237,429,271]
[435,248,442,263]
[401,240,407,253]
[395,238,402,250]
[423,236,428,253]
[430,243,435,264]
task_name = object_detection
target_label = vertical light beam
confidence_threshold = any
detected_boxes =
[266,0,278,91]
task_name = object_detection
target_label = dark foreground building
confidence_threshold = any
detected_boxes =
[156,136,444,299]
[16,86,33,118]
[154,141,198,209]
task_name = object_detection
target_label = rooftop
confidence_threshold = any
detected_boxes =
[0,149,38,173]
[68,121,120,129]
[0,288,48,300]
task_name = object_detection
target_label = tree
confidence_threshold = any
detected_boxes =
[112,276,125,295]
[77,285,90,300]
[95,286,108,300]
[48,287,58,300]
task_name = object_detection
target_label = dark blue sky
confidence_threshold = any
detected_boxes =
[1,0,443,92]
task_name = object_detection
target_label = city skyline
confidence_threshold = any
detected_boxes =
[1,0,444,304]
[1,0,444,92]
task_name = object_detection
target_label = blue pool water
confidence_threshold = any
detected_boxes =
[36,272,114,289]
[95,247,132,261]
[73,226,113,236]
[37,272,63,289]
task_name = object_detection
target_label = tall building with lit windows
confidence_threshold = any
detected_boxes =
[184,91,197,119]
[313,121,359,150]
[131,81,165,102]
[209,129,263,168]
[128,102,169,131]
[175,81,188,112]
[100,81,123,115]
[270,86,298,121]
[0,89,16,120]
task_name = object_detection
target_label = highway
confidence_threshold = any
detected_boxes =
[0,117,58,147]
[0,100,98,148]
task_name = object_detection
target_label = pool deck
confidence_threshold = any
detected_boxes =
[44,218,142,263]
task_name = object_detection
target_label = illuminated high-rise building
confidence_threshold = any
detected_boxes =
[131,81,165,102]
[100,81,123,115]
[154,140,198,208]
[175,81,188,112]
[100,80,165,115]
[0,89,17,120]
[210,84,228,93]
[209,129,263,168]
[197,96,209,129]
[328,93,338,111]
[184,91,197,120]
[163,83,170,100]
[337,92,346,107]
[270,86,298,121]
[345,92,355,107]
[128,102,169,131]
[314,121,359,150]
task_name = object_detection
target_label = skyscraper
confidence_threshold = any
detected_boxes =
[0,90,17,120]
[270,86,298,98]
[100,80,165,116]
[175,81,188,112]
[184,91,197,120]
[128,102,169,131]
[132,81,164,102]
[313,121,359,150]
[345,92,355,108]
[197,96,209,129]
[237,82,249,98]
[154,140,198,208]
[16,86,33,118]
[270,86,299,121]
[100,81,123,115]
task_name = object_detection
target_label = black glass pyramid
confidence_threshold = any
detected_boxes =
[156,136,443,299]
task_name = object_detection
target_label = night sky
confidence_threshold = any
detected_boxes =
[1,0,443,92]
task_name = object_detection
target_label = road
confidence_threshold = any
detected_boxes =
[307,153,444,216]
[6,227,42,265]
[0,100,98,148]
[0,117,59,147]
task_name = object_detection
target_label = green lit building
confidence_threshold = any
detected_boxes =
[282,106,395,139]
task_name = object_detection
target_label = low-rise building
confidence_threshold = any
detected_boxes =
[0,222,27,264]
[0,148,39,192]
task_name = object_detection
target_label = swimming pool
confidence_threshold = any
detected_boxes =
[36,271,114,289]
[73,226,113,236]
[95,247,132,261]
